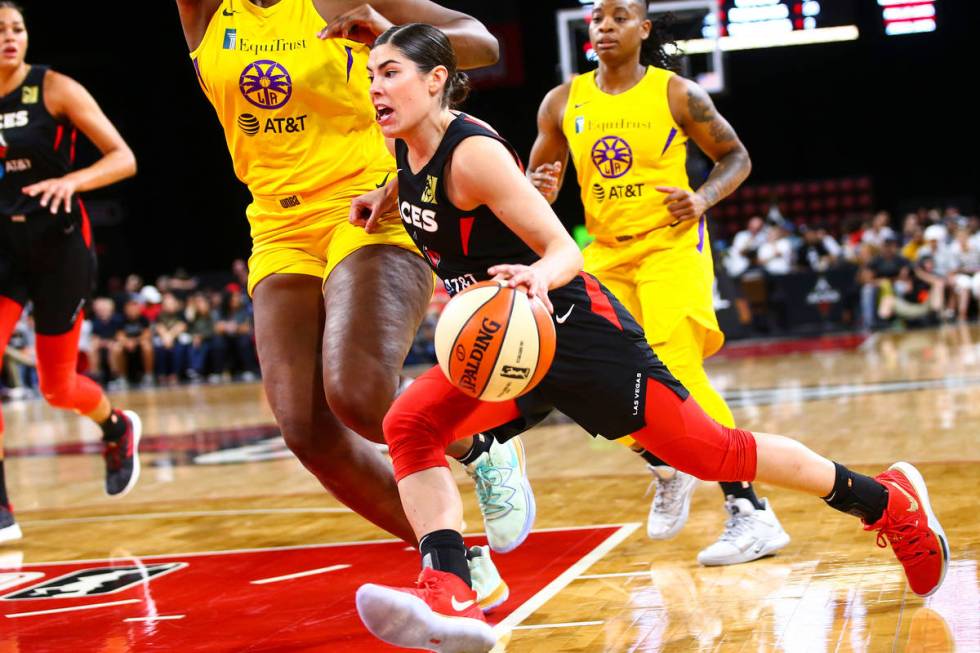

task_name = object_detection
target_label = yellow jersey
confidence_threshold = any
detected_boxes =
[190,0,392,208]
[563,66,698,251]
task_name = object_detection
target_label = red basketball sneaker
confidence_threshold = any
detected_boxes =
[356,567,496,653]
[865,462,949,597]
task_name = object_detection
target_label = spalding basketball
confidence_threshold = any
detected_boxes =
[435,280,556,402]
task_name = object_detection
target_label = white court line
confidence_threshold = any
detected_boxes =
[576,571,649,579]
[492,522,640,637]
[251,564,350,585]
[5,598,140,619]
[124,615,185,622]
[512,620,605,631]
[19,524,617,568]
[21,507,352,526]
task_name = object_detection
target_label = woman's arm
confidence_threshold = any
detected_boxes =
[175,0,223,51]
[23,71,136,214]
[316,1,498,69]
[448,136,583,313]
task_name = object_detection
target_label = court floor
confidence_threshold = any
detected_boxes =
[1,325,978,652]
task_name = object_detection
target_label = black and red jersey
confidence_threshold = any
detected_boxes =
[0,65,76,216]
[394,113,538,296]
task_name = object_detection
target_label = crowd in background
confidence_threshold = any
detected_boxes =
[719,204,979,331]
[2,203,978,401]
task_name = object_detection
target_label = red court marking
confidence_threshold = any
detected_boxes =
[0,526,620,651]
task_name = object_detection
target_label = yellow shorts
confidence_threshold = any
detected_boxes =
[583,231,724,358]
[245,189,418,296]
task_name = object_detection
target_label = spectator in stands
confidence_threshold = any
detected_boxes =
[862,211,897,249]
[757,223,793,275]
[2,312,37,398]
[860,236,911,330]
[797,224,840,272]
[169,268,199,299]
[902,224,925,262]
[140,285,163,322]
[185,293,218,382]
[89,297,122,386]
[876,261,937,326]
[231,259,249,297]
[949,229,980,322]
[842,215,869,262]
[215,287,258,381]
[725,215,768,278]
[153,293,189,385]
[114,297,154,387]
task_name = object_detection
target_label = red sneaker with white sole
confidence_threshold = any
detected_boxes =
[356,567,496,653]
[866,462,949,597]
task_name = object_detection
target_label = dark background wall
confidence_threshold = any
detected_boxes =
[20,1,977,281]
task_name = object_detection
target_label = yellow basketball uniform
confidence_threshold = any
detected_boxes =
[190,0,416,295]
[563,67,732,428]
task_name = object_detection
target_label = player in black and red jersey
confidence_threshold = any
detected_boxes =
[0,2,140,543]
[347,23,948,653]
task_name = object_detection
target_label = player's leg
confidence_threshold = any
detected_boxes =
[323,218,534,551]
[30,227,141,498]
[356,366,521,651]
[0,296,24,542]
[631,379,948,597]
[252,272,417,544]
[583,250,693,539]
[655,318,789,564]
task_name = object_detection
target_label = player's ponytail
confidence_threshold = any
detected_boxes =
[375,23,470,108]
[638,12,681,72]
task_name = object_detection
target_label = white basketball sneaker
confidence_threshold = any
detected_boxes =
[468,545,509,613]
[697,497,791,566]
[0,504,22,544]
[466,436,535,554]
[646,466,699,540]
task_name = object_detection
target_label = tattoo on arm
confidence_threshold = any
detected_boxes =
[687,89,735,144]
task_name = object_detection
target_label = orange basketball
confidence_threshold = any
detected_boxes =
[434,280,556,402]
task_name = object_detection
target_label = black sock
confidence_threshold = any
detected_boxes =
[0,459,8,508]
[99,409,126,442]
[719,481,765,510]
[822,462,889,524]
[419,529,471,586]
[455,433,493,466]
[636,448,668,467]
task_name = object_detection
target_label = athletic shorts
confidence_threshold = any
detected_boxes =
[584,230,724,358]
[246,175,420,296]
[490,272,688,441]
[0,202,95,336]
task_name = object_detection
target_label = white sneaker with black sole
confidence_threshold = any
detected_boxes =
[697,497,791,566]
[646,466,699,540]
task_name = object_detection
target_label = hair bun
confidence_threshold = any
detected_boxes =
[448,71,471,108]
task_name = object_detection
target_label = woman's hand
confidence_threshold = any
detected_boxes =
[349,185,395,233]
[22,176,79,214]
[317,4,393,45]
[528,161,562,198]
[488,264,554,314]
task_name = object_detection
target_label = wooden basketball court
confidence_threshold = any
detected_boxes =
[1,326,978,652]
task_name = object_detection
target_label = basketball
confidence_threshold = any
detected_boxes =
[434,280,556,402]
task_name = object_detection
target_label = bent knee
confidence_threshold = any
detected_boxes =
[40,381,75,410]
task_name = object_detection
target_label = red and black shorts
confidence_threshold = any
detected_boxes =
[0,202,95,335]
[489,272,689,442]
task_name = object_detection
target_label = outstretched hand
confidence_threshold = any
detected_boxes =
[349,186,391,233]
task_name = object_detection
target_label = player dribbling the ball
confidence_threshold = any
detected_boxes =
[349,23,948,653]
